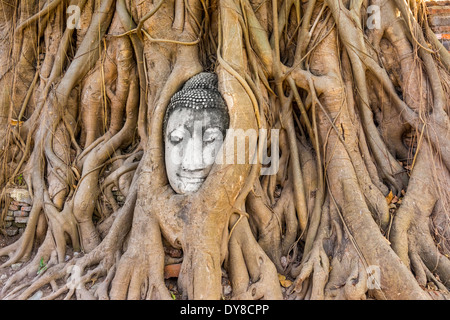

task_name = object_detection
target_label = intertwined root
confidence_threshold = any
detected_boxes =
[108,201,172,300]
[291,243,330,300]
[227,216,283,300]
[110,252,171,300]
[0,0,449,300]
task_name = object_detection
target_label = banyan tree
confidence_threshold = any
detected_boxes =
[0,0,449,300]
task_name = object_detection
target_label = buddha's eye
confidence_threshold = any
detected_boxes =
[203,128,222,144]
[203,135,216,144]
[169,131,184,145]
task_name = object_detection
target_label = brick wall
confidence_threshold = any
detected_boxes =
[3,188,32,236]
[426,0,450,52]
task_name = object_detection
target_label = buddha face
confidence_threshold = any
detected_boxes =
[165,107,228,194]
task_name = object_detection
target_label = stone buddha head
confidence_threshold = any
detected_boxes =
[164,72,229,194]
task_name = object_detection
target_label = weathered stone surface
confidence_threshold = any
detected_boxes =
[13,210,29,217]
[5,222,12,228]
[433,26,450,33]
[28,291,43,300]
[7,188,32,205]
[7,210,14,216]
[223,285,232,296]
[5,216,14,221]
[427,0,450,6]
[429,15,450,28]
[427,5,450,15]
[8,204,19,211]
[14,216,29,224]
[11,201,31,207]
[11,263,22,271]
[21,206,32,212]
[5,227,18,237]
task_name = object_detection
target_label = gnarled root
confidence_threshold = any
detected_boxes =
[227,214,283,300]
[110,202,171,300]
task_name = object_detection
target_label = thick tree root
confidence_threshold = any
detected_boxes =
[227,214,283,299]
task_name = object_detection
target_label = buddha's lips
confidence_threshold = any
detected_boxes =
[177,174,206,184]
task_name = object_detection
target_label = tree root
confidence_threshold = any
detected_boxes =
[227,214,283,299]
[290,241,330,299]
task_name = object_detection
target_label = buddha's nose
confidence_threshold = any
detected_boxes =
[181,137,204,171]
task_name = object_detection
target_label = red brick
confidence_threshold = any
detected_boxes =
[442,39,450,50]
[429,15,450,27]
[426,0,450,6]
[14,216,29,224]
[427,5,450,15]
[11,201,32,206]
[13,210,29,217]
[435,33,450,40]
[432,26,450,33]
[164,264,181,279]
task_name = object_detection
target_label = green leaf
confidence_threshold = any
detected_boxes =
[37,257,47,275]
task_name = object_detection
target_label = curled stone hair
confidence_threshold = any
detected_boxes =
[163,72,230,135]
